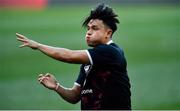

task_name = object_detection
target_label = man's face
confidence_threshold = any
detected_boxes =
[85,19,111,47]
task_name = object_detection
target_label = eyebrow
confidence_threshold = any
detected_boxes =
[87,24,99,28]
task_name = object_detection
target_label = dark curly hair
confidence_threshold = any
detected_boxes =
[82,3,119,35]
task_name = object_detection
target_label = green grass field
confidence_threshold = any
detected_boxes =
[0,4,180,109]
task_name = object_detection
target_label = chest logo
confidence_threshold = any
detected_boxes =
[84,65,91,73]
[81,89,93,94]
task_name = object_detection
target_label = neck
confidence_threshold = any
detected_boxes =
[106,39,113,45]
[102,38,111,44]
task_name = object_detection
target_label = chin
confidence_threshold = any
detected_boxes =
[87,43,95,47]
[88,44,94,47]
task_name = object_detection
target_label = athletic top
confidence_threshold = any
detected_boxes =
[75,41,131,110]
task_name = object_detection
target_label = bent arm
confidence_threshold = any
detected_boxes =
[38,73,81,104]
[55,83,81,104]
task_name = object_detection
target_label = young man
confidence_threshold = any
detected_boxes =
[16,4,131,110]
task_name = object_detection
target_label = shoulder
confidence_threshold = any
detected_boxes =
[92,44,119,53]
[86,43,126,65]
[96,43,124,56]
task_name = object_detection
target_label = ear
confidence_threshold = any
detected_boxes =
[106,29,113,38]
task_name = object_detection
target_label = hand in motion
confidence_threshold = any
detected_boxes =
[38,73,59,91]
[16,33,39,49]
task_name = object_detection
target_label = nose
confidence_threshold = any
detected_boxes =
[87,30,92,36]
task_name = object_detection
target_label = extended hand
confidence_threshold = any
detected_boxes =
[38,73,59,91]
[16,33,39,49]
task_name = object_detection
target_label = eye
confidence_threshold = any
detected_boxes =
[87,26,90,30]
[92,26,99,30]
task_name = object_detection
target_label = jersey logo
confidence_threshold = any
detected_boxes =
[84,65,91,73]
[81,89,93,94]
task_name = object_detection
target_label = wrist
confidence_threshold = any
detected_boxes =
[29,40,41,50]
[36,42,41,50]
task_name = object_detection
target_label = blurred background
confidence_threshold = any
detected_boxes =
[0,0,180,110]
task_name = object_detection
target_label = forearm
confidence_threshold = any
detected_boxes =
[36,43,89,64]
[54,84,81,104]
[37,43,74,63]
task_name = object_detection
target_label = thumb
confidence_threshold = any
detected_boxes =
[19,44,27,48]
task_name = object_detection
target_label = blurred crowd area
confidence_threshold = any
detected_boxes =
[48,0,180,4]
[0,0,179,9]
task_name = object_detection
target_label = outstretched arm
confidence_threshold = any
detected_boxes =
[16,33,90,64]
[38,73,81,104]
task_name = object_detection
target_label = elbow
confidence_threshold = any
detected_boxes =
[68,98,80,104]
[69,85,81,104]
[68,93,80,104]
[70,100,79,104]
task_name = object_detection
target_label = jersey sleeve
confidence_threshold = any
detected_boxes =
[75,65,86,87]
[87,45,116,65]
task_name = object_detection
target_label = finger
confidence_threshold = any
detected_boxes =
[19,44,27,48]
[38,78,42,82]
[16,33,23,38]
[45,73,50,77]
[16,37,28,42]
[39,76,48,83]
[39,77,45,83]
[41,81,48,88]
[38,75,44,80]
[16,33,27,39]
[38,75,44,81]
[38,74,44,78]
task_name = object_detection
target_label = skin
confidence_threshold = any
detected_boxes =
[16,19,113,104]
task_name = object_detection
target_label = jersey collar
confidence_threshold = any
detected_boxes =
[106,40,113,45]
